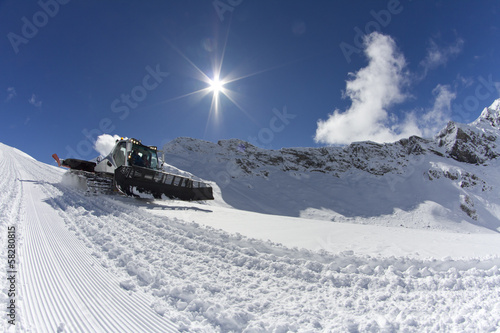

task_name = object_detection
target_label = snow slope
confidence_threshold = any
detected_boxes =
[1,142,500,332]
[139,199,500,259]
[0,143,178,332]
[162,99,500,234]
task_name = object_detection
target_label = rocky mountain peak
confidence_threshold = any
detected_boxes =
[162,99,500,228]
[473,98,500,128]
[165,100,500,172]
[436,99,500,164]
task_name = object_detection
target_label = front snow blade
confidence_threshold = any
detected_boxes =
[114,166,214,201]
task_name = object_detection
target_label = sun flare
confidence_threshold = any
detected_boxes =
[161,33,280,126]
[209,77,225,94]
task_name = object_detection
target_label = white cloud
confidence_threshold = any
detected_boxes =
[420,37,464,76]
[28,94,42,108]
[314,32,456,145]
[419,84,456,138]
[315,32,415,145]
[6,87,17,102]
[94,134,123,157]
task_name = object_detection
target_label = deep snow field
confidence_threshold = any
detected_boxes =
[1,142,500,332]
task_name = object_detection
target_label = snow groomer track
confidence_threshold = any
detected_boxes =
[0,144,178,332]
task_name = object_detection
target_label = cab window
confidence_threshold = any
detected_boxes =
[112,142,127,167]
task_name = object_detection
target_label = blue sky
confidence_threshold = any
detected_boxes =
[1,0,500,165]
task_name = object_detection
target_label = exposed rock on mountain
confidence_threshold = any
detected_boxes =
[163,99,500,232]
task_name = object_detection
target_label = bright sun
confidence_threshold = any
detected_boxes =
[209,77,224,94]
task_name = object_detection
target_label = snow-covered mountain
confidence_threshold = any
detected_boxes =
[1,102,500,332]
[163,99,500,233]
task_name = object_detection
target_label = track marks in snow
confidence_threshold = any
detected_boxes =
[0,145,177,332]
[0,149,26,332]
[53,190,500,332]
[2,143,500,332]
[42,188,179,332]
[0,150,23,227]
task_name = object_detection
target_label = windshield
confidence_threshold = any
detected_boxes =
[130,144,159,169]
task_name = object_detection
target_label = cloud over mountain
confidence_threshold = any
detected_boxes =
[315,32,457,145]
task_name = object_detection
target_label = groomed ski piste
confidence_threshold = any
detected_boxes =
[1,142,500,332]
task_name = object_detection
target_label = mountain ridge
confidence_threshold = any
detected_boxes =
[163,99,500,232]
